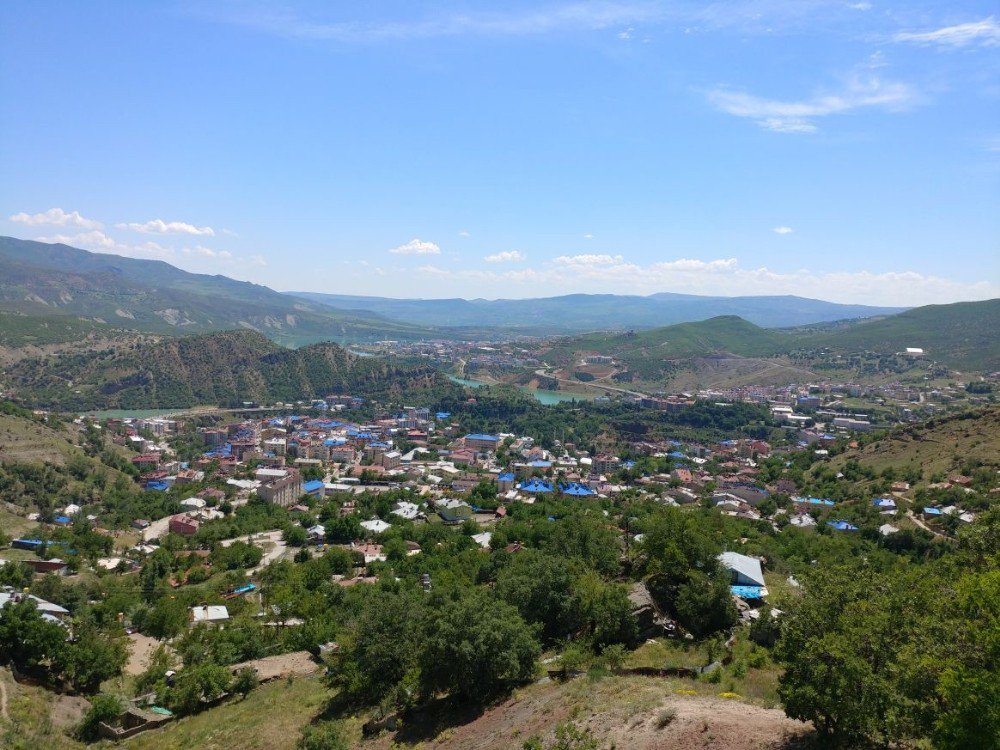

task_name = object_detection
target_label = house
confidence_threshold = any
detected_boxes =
[169,513,200,537]
[517,478,553,494]
[255,467,302,507]
[718,552,768,599]
[879,524,899,536]
[923,507,944,521]
[360,518,391,535]
[827,520,859,532]
[391,501,422,521]
[559,481,596,497]
[872,497,897,512]
[190,605,230,625]
[0,588,71,624]
[307,524,326,541]
[497,472,516,492]
[471,532,492,549]
[351,541,386,564]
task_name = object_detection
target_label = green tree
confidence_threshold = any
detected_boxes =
[299,720,349,750]
[76,693,122,741]
[419,591,539,702]
[0,597,67,669]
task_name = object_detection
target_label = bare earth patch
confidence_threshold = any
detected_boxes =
[125,633,163,677]
[230,651,319,682]
[367,676,811,750]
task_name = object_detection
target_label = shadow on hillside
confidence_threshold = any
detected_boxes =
[390,695,490,744]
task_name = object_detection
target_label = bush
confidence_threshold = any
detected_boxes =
[232,666,258,696]
[76,694,122,741]
[299,720,348,750]
[655,707,677,728]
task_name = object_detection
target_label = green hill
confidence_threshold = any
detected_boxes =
[3,329,461,410]
[541,316,786,381]
[799,298,1000,371]
[0,236,443,346]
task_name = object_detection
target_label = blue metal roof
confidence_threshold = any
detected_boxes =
[518,478,553,493]
[559,482,595,496]
[303,480,325,492]
[827,520,858,531]
[497,472,515,481]
[465,433,499,442]
[923,507,943,515]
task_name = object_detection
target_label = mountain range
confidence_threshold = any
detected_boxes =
[290,290,908,331]
[0,236,443,346]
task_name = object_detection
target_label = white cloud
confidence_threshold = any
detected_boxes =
[773,226,794,235]
[582,233,594,239]
[893,17,1000,48]
[10,208,103,230]
[118,219,215,236]
[708,74,916,133]
[413,254,994,306]
[389,238,441,255]
[618,26,633,40]
[484,250,526,263]
[458,230,471,237]
[848,2,871,10]
[182,245,234,259]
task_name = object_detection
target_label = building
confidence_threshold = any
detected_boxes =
[718,552,768,599]
[190,605,230,625]
[255,467,302,507]
[169,513,201,537]
[464,433,500,453]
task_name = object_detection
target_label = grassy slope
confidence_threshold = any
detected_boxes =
[123,676,329,750]
[0,413,79,465]
[800,298,1000,371]
[827,406,1000,480]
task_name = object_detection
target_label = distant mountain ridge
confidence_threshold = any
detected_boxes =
[0,236,443,346]
[290,290,908,331]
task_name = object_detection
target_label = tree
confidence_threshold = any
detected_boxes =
[232,666,259,697]
[167,663,233,715]
[674,571,737,639]
[328,588,424,706]
[76,693,122,741]
[419,591,539,702]
[495,550,581,643]
[0,597,67,670]
[56,625,128,691]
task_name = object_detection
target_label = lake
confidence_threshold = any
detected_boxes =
[447,375,590,405]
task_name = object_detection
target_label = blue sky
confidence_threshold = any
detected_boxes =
[1,1,998,305]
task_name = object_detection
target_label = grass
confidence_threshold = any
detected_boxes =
[0,667,84,750]
[0,508,35,539]
[123,674,329,750]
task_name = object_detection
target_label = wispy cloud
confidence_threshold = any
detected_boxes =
[388,238,441,255]
[707,74,916,133]
[893,17,1000,48]
[10,208,103,230]
[773,226,794,234]
[117,219,215,236]
[214,2,664,42]
[484,250,526,263]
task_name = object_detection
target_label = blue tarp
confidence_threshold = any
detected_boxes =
[730,585,765,600]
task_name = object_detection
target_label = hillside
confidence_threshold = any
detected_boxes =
[536,316,793,385]
[0,237,442,346]
[2,329,461,410]
[827,406,1000,480]
[799,298,1000,372]
[294,290,907,331]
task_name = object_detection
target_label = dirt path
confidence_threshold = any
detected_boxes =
[0,668,9,721]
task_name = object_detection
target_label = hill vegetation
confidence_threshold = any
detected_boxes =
[2,329,461,410]
[536,299,999,385]
[802,298,1000,371]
